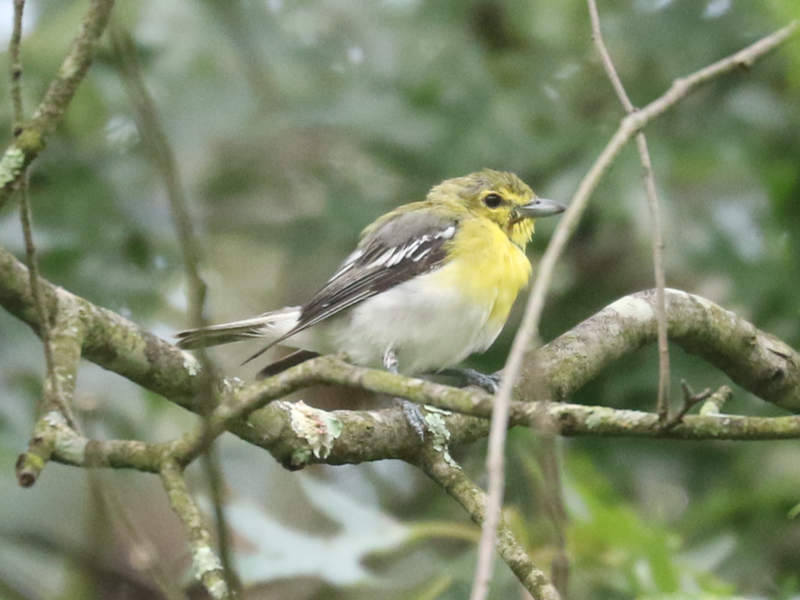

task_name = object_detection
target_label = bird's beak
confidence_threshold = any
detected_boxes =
[514,197,566,220]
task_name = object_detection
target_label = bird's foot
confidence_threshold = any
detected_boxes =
[397,399,427,441]
[382,347,427,440]
[440,367,502,394]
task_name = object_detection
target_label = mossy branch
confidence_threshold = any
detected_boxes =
[3,244,799,598]
[416,445,562,600]
[161,461,231,600]
[5,5,797,597]
[15,296,84,486]
[474,20,799,596]
[0,0,116,206]
[3,242,800,468]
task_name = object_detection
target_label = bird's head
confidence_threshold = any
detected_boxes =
[428,169,565,248]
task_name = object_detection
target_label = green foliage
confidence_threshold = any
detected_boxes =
[1,0,799,598]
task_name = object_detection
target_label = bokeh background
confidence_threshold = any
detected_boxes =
[1,1,800,598]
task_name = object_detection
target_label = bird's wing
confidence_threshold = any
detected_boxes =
[243,209,458,364]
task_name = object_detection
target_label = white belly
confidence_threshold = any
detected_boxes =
[314,271,503,374]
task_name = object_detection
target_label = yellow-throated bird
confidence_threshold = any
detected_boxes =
[176,170,564,390]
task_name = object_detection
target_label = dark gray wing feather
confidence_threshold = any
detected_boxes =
[243,211,458,364]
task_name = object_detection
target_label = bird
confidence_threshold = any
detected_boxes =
[176,169,565,392]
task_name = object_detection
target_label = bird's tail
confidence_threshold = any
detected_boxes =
[174,307,301,350]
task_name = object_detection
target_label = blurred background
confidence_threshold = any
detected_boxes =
[1,0,799,598]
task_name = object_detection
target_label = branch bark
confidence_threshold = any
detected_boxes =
[5,240,800,596]
[0,0,116,206]
[160,460,231,600]
[587,0,671,421]
[8,0,25,132]
[416,446,561,600]
[109,25,241,593]
[15,296,84,485]
[3,6,797,597]
[471,20,798,597]
[3,240,799,467]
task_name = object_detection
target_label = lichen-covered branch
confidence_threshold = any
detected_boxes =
[587,0,670,421]
[701,385,733,416]
[8,0,25,132]
[0,244,203,402]
[532,289,800,412]
[32,296,84,411]
[15,297,84,486]
[244,395,800,471]
[46,387,789,475]
[468,21,799,594]
[4,247,800,600]
[0,0,116,206]
[3,240,800,465]
[108,26,240,592]
[522,20,798,357]
[21,413,163,472]
[415,446,561,600]
[160,461,230,600]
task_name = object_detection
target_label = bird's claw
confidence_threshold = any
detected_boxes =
[398,399,427,441]
[442,367,501,394]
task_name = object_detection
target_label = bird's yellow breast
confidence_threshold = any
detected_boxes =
[430,217,532,327]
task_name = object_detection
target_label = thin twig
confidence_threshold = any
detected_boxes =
[8,2,50,381]
[108,25,207,334]
[524,19,798,364]
[471,19,798,599]
[416,446,561,600]
[97,483,189,600]
[9,0,25,134]
[587,0,671,422]
[536,436,569,596]
[160,461,231,600]
[202,448,242,593]
[18,181,57,398]
[659,380,712,432]
[11,0,87,488]
[0,0,117,206]
[700,385,732,416]
[109,24,240,595]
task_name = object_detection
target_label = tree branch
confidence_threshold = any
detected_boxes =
[22,414,163,472]
[522,20,798,359]
[0,0,116,206]
[587,0,670,421]
[109,25,240,593]
[15,296,84,486]
[0,243,203,402]
[160,460,230,600]
[4,6,797,596]
[533,289,800,412]
[8,0,25,133]
[416,446,561,600]
[471,20,798,595]
[5,234,799,597]
[3,240,800,463]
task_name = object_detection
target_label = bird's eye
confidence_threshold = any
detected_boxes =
[483,193,503,208]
